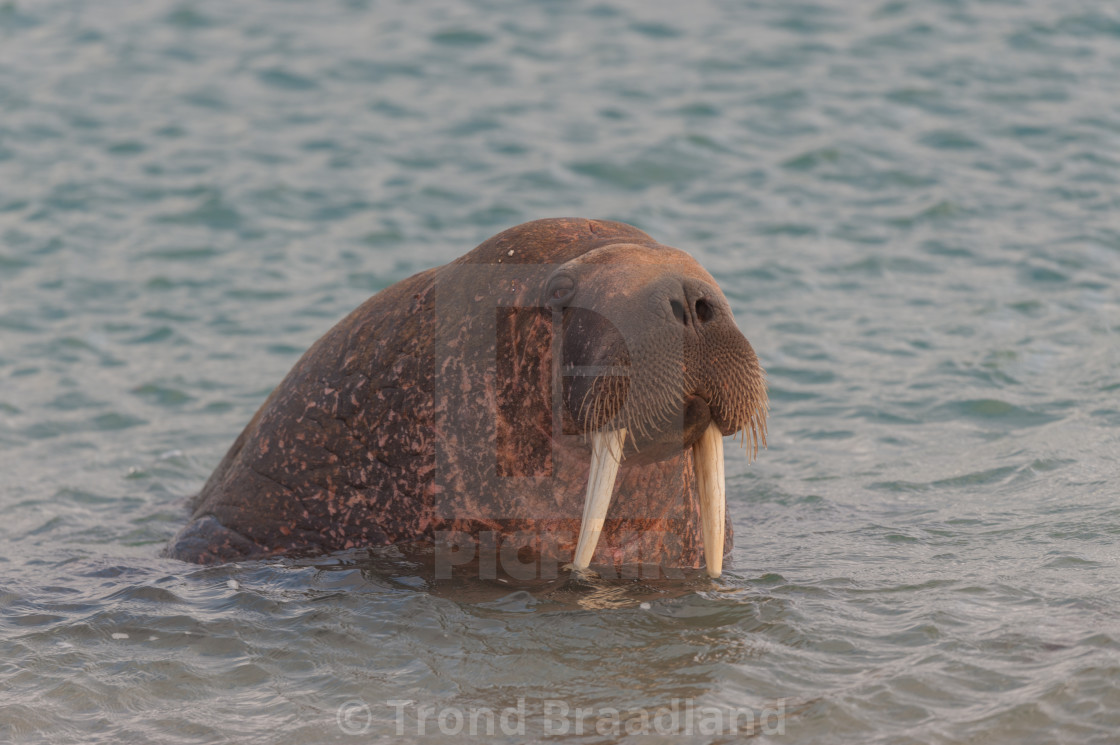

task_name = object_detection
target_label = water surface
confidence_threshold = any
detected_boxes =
[2,0,1120,742]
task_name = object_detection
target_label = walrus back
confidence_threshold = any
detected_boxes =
[166,268,439,562]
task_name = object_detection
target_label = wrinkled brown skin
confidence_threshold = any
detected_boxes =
[165,218,767,571]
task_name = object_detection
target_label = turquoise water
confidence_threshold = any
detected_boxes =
[2,0,1120,742]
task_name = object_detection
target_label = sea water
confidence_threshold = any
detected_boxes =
[2,1,1119,742]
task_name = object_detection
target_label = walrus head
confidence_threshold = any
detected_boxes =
[543,242,768,577]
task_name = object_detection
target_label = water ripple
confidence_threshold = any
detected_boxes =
[3,0,1120,743]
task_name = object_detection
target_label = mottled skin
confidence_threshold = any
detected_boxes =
[166,218,767,571]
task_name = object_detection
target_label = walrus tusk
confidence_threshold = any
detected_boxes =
[693,422,726,578]
[571,428,627,571]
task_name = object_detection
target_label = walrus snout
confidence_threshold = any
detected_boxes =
[551,249,765,460]
[618,394,713,466]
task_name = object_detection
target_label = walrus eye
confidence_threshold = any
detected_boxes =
[545,273,576,310]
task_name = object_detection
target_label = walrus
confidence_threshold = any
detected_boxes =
[165,218,767,578]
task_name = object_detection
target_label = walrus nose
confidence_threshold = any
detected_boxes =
[668,278,717,327]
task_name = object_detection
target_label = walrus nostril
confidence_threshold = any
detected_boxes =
[670,295,714,326]
[695,297,714,324]
[670,299,688,325]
